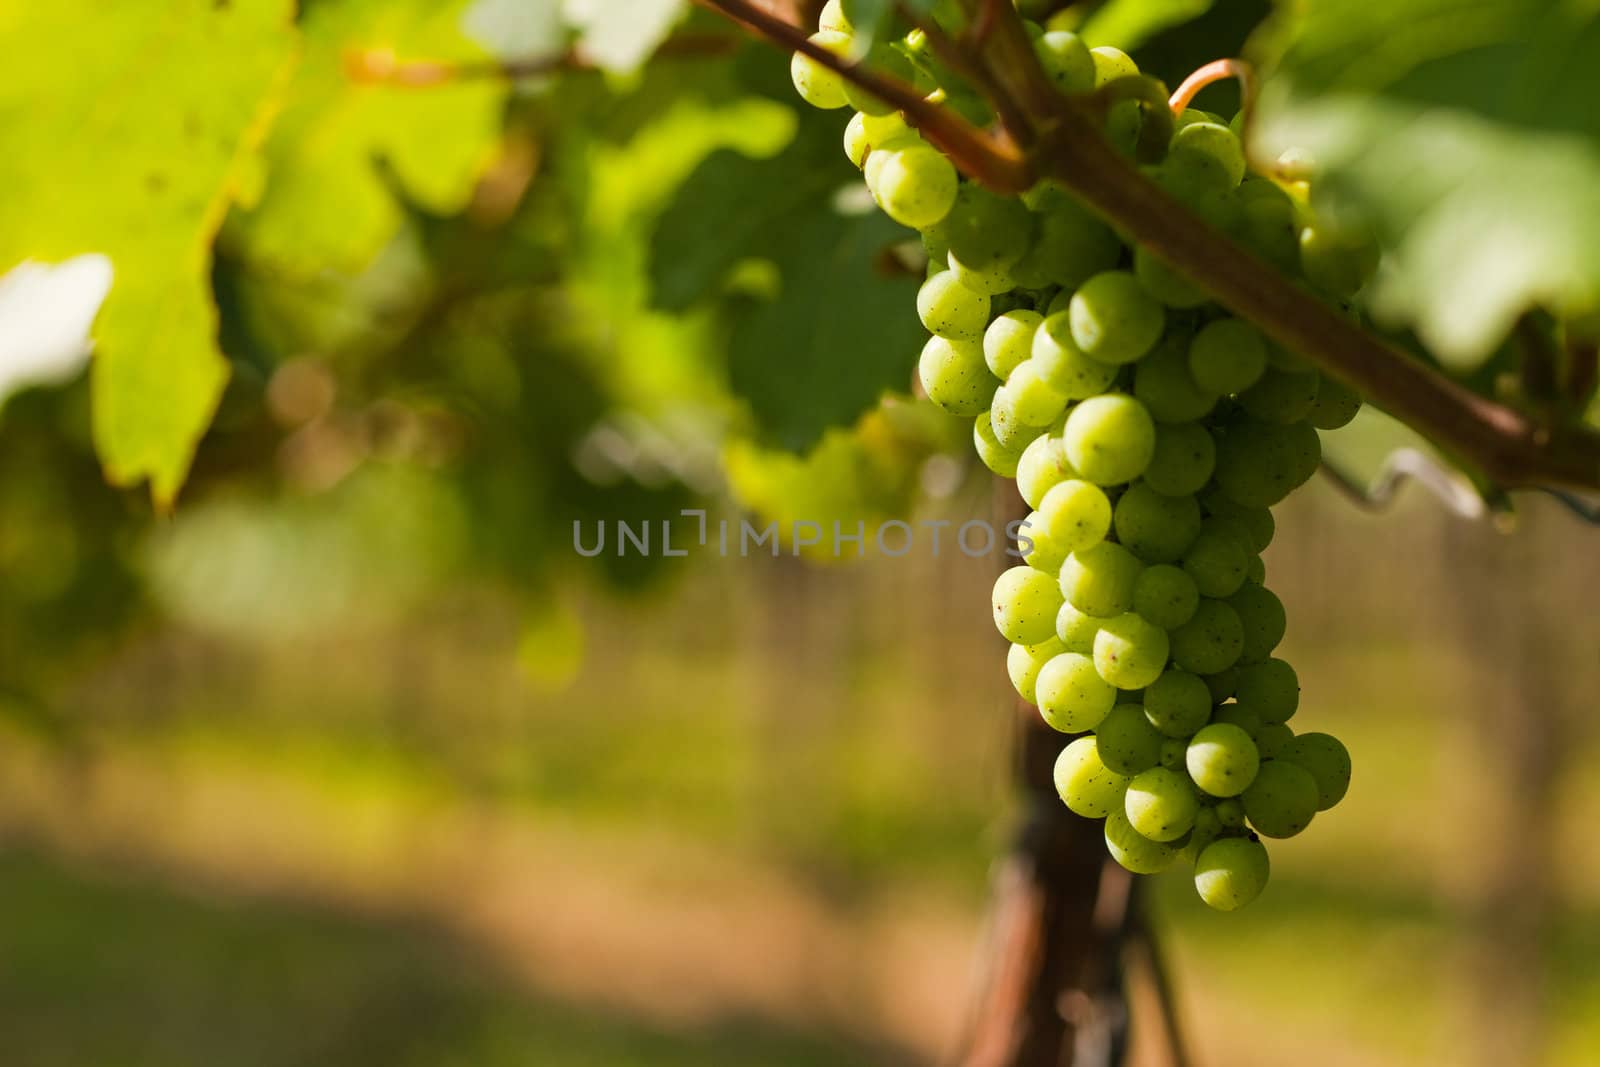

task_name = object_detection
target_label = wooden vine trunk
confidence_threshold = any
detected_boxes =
[957,486,1136,1067]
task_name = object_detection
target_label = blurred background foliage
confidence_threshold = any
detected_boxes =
[1,1,1599,1066]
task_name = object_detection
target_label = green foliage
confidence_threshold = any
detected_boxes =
[228,0,508,277]
[1083,0,1219,55]
[651,109,926,451]
[0,0,296,504]
[1258,0,1600,368]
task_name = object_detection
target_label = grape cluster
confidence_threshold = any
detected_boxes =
[792,2,1364,910]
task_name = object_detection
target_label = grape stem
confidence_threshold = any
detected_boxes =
[892,2,1036,145]
[693,0,1032,191]
[704,0,1600,493]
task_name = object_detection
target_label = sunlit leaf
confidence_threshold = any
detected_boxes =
[1257,0,1600,369]
[0,0,297,504]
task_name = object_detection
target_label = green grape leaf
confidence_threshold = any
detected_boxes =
[1256,0,1600,369]
[649,111,924,451]
[0,0,296,505]
[1083,0,1218,54]
[227,0,508,278]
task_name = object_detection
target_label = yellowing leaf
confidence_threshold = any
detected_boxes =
[0,0,297,505]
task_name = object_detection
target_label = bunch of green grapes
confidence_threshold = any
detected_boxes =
[792,1,1365,910]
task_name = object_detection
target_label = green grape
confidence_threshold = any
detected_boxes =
[939,183,1035,270]
[874,146,959,229]
[1044,287,1073,317]
[1195,837,1270,911]
[1159,738,1186,769]
[1212,701,1261,736]
[1255,722,1294,759]
[974,411,1026,476]
[1132,564,1199,630]
[1090,45,1138,86]
[1020,180,1068,213]
[1180,522,1250,598]
[917,271,991,340]
[1007,254,1052,291]
[1266,339,1312,373]
[790,32,851,109]
[1228,583,1286,664]
[1280,732,1351,810]
[1300,223,1378,301]
[1172,107,1225,130]
[1007,361,1070,427]
[1070,271,1165,365]
[922,227,952,275]
[864,131,926,198]
[1105,810,1178,874]
[1038,479,1113,555]
[1113,482,1201,563]
[1180,804,1223,864]
[1036,652,1118,732]
[843,42,914,116]
[1134,334,1218,422]
[1202,512,1255,554]
[1032,314,1120,399]
[1244,554,1266,585]
[1016,202,1122,289]
[1186,722,1261,797]
[1188,319,1267,396]
[1143,421,1215,496]
[988,386,1024,450]
[1094,612,1170,690]
[843,110,909,168]
[919,335,998,415]
[1155,172,1242,232]
[1307,376,1362,430]
[1103,98,1143,155]
[1201,488,1275,552]
[985,310,1044,381]
[1214,798,1245,828]
[1241,760,1319,838]
[1163,121,1246,193]
[1143,669,1212,738]
[1239,366,1320,423]
[1231,178,1300,272]
[1055,601,1102,654]
[1125,766,1200,842]
[993,565,1065,644]
[1203,666,1239,703]
[818,0,852,30]
[1020,509,1068,575]
[1063,395,1157,485]
[1170,598,1244,674]
[1213,419,1321,507]
[948,249,1017,295]
[1007,636,1067,704]
[1054,736,1132,818]
[1235,658,1299,724]
[1060,540,1142,618]
[1095,703,1165,775]
[1134,246,1207,309]
[1016,432,1070,508]
[1036,30,1095,92]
